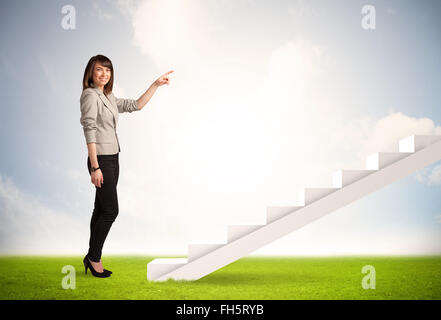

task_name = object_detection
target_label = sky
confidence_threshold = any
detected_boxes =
[1,0,441,257]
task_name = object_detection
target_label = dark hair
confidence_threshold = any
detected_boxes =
[82,54,114,95]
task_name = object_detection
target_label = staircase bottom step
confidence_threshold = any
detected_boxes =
[147,258,187,281]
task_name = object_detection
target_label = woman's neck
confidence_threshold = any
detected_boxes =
[93,84,104,92]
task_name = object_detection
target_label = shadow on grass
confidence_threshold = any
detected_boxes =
[161,270,326,288]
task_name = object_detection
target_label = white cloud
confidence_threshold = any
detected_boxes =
[126,0,267,100]
[416,164,441,185]
[359,113,441,186]
[93,0,116,21]
[0,172,177,256]
[360,112,441,154]
[256,38,441,200]
[115,32,441,256]
[117,10,441,255]
[262,38,331,105]
[427,166,441,185]
[0,174,87,254]
[130,0,211,74]
[4,1,440,257]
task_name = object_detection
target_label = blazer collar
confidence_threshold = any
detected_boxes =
[92,87,118,123]
[92,87,111,106]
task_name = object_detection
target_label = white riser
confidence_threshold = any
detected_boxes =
[147,135,441,281]
[228,225,264,243]
[399,135,441,152]
[366,152,411,170]
[301,188,339,205]
[333,170,376,188]
[188,244,225,262]
[266,206,303,223]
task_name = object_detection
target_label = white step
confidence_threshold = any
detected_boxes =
[188,243,225,262]
[147,135,441,281]
[147,258,187,281]
[227,225,264,243]
[399,135,441,152]
[301,188,339,205]
[366,152,411,170]
[333,170,376,188]
[266,206,303,223]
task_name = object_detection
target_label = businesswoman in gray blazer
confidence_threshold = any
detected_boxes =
[80,54,173,277]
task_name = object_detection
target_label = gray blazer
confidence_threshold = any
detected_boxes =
[80,87,139,155]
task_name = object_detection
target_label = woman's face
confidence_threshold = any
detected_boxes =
[92,62,111,88]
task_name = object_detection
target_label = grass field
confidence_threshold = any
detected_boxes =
[1,255,440,300]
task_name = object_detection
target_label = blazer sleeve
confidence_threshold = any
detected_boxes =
[113,93,139,113]
[79,90,98,144]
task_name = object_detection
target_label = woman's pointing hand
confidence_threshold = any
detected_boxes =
[155,70,174,87]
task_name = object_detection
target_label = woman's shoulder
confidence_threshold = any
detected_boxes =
[81,87,96,95]
[80,88,99,104]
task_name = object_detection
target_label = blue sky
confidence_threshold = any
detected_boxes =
[1,0,441,256]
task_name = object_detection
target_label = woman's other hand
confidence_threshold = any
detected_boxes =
[91,169,104,188]
[154,70,174,87]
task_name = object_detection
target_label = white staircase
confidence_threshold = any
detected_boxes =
[147,135,441,281]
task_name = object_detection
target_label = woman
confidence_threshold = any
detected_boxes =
[80,54,173,278]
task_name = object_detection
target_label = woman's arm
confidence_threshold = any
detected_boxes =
[80,90,103,188]
[136,70,174,110]
[136,82,158,111]
[87,142,103,188]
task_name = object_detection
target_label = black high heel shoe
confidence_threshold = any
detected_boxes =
[100,258,112,274]
[83,255,111,278]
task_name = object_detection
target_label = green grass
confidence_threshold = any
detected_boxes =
[1,255,440,300]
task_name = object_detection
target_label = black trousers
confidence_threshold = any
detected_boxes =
[87,153,119,262]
